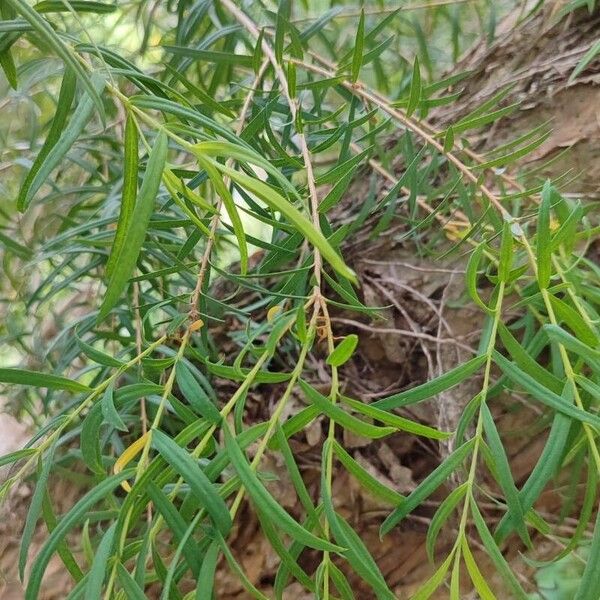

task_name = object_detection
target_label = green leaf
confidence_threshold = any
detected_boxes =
[299,380,395,439]
[426,483,467,562]
[351,9,365,83]
[151,429,232,536]
[466,244,493,313]
[0,47,17,88]
[570,38,600,81]
[196,540,220,600]
[544,324,600,371]
[498,220,513,282]
[19,444,57,580]
[481,403,531,547]
[0,448,37,468]
[471,502,529,599]
[547,295,598,348]
[0,368,90,392]
[381,439,475,535]
[326,334,358,367]
[116,563,147,600]
[333,440,404,505]
[573,497,600,600]
[497,323,563,394]
[341,395,450,440]
[106,113,138,279]
[98,131,168,321]
[373,355,487,410]
[493,351,600,428]
[406,56,421,117]
[412,550,454,600]
[175,362,222,424]
[537,180,554,289]
[212,161,357,284]
[16,66,76,210]
[5,0,105,121]
[85,522,116,599]
[25,470,134,600]
[443,126,454,152]
[34,1,117,13]
[101,383,127,432]
[223,426,342,553]
[461,538,496,600]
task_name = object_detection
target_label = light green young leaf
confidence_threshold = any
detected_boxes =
[326,334,358,367]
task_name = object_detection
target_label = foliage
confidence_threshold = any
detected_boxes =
[0,1,599,599]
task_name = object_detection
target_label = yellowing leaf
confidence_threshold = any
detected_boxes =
[114,431,151,492]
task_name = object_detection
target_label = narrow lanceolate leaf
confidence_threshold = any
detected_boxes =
[5,0,105,121]
[0,47,17,88]
[98,131,167,321]
[0,368,90,392]
[116,563,147,600]
[481,404,531,547]
[223,426,343,553]
[406,56,421,117]
[536,180,554,289]
[26,470,134,600]
[101,384,127,432]
[34,1,118,14]
[213,161,357,284]
[85,522,117,599]
[493,351,600,428]
[196,540,220,600]
[574,507,600,600]
[151,429,232,536]
[299,380,395,439]
[327,334,358,367]
[426,483,468,562]
[175,361,221,423]
[498,219,513,281]
[106,113,138,279]
[16,67,76,210]
[19,74,104,212]
[373,355,487,410]
[412,549,454,600]
[381,439,475,535]
[461,538,496,600]
[351,9,365,83]
[19,444,57,580]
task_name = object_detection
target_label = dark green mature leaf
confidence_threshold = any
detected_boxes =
[0,368,90,392]
[494,351,600,427]
[151,429,232,536]
[85,522,116,599]
[26,470,134,600]
[19,444,56,579]
[98,131,168,321]
[224,426,342,553]
[35,1,117,13]
[106,113,138,279]
[351,10,365,83]
[381,439,475,535]
[373,355,487,410]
